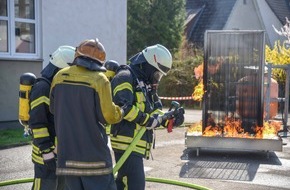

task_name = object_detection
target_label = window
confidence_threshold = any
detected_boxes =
[0,0,40,59]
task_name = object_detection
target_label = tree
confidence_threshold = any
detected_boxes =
[265,17,290,85]
[272,17,290,45]
[127,0,186,58]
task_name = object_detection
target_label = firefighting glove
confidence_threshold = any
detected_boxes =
[173,107,185,127]
[120,103,130,118]
[42,152,56,171]
[145,114,161,130]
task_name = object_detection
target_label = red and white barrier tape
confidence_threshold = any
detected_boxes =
[159,96,193,100]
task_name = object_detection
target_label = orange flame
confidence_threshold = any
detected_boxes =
[253,121,282,139]
[192,63,205,101]
[192,82,204,101]
[187,117,281,139]
[194,64,203,80]
[223,117,248,137]
[203,125,222,136]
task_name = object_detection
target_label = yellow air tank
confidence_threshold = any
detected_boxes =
[19,72,36,127]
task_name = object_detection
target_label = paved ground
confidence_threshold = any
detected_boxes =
[0,109,290,190]
[144,128,290,190]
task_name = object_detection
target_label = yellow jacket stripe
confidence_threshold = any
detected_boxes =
[110,134,151,156]
[56,167,112,176]
[33,178,41,190]
[32,153,44,165]
[113,82,133,96]
[124,106,139,121]
[32,142,56,165]
[66,160,106,169]
[32,128,50,138]
[141,114,150,126]
[32,144,44,164]
[110,134,147,146]
[30,96,49,110]
[111,141,146,155]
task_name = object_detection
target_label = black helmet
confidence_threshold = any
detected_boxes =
[104,60,120,81]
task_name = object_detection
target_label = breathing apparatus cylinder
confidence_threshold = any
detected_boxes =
[19,72,36,129]
[104,60,120,81]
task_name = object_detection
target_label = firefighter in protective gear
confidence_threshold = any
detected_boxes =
[29,45,75,190]
[110,44,185,190]
[50,38,123,190]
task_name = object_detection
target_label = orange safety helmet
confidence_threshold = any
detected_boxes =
[75,38,106,64]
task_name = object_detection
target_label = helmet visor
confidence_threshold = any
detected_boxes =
[157,62,170,74]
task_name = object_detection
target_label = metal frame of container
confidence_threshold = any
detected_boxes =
[202,30,265,132]
[264,64,290,131]
[185,30,283,156]
[185,134,282,157]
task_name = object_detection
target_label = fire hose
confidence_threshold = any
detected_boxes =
[112,125,211,190]
[0,103,211,190]
[0,176,211,190]
[112,102,211,190]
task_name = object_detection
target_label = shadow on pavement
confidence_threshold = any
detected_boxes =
[179,148,281,181]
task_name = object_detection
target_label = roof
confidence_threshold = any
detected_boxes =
[185,0,237,47]
[185,0,290,47]
[265,0,290,25]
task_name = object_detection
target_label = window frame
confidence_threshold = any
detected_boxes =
[0,0,41,60]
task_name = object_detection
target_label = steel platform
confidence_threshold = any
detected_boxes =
[185,133,283,157]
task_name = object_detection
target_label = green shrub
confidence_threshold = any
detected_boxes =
[158,56,203,109]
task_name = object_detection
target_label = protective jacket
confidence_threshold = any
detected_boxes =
[29,77,56,178]
[110,65,164,159]
[50,65,123,176]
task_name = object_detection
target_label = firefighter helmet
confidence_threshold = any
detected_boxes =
[142,44,172,75]
[75,38,106,64]
[49,45,76,69]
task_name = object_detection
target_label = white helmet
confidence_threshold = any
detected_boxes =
[142,44,172,75]
[50,45,76,68]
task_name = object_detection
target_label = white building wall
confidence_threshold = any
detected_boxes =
[0,0,126,122]
[42,0,127,67]
[0,61,42,121]
[224,0,263,30]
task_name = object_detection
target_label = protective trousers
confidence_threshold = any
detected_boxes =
[31,164,65,190]
[114,152,145,190]
[31,176,65,190]
[64,174,116,190]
